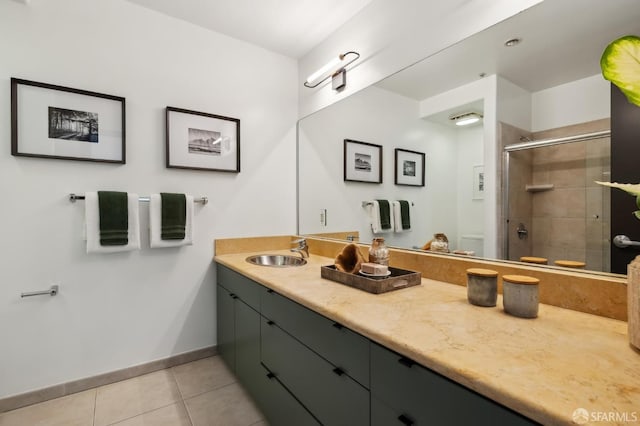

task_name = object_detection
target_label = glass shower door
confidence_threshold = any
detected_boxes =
[504,131,611,272]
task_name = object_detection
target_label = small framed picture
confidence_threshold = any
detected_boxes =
[344,139,382,183]
[473,165,485,199]
[394,148,425,187]
[166,106,240,172]
[11,78,125,163]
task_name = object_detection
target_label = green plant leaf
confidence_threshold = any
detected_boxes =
[601,35,640,107]
[634,210,640,220]
[595,181,640,196]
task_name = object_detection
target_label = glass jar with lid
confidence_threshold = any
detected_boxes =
[430,233,449,253]
[369,237,389,265]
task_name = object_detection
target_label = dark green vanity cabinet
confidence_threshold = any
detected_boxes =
[216,263,536,426]
[254,363,320,426]
[215,284,236,371]
[260,287,370,388]
[217,265,319,425]
[260,295,370,425]
[215,269,262,393]
[370,343,537,425]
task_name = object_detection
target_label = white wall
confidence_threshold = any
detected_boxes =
[298,0,543,118]
[456,126,485,248]
[299,86,459,249]
[0,0,297,398]
[497,76,532,131]
[531,74,610,132]
[420,76,497,257]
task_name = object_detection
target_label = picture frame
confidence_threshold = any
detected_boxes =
[473,165,485,199]
[343,139,382,183]
[394,148,425,187]
[166,106,240,173]
[11,78,125,163]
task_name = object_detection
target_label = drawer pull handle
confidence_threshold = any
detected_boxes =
[266,372,276,379]
[398,357,415,368]
[230,293,239,299]
[398,414,414,425]
[332,367,345,376]
[332,322,344,330]
[267,320,275,326]
[267,289,274,294]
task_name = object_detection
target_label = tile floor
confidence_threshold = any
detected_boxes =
[0,356,268,426]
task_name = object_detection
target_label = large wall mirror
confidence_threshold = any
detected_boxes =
[298,0,640,276]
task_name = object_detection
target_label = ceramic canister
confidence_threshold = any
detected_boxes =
[502,274,540,318]
[466,268,498,307]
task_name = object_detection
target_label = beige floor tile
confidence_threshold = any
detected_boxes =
[110,401,192,426]
[0,389,95,426]
[172,356,236,399]
[184,383,262,426]
[94,370,182,426]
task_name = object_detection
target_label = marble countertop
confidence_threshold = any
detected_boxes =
[215,250,640,426]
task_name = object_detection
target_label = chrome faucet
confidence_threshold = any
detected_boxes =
[291,238,309,259]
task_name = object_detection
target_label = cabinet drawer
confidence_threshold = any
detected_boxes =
[255,364,320,426]
[370,343,536,425]
[372,396,417,426]
[261,317,369,426]
[217,264,261,310]
[261,287,370,387]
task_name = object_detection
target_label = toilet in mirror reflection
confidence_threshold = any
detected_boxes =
[459,234,484,257]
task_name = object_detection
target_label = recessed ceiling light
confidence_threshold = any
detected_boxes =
[504,38,522,47]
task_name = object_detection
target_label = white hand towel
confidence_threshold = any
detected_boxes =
[393,201,412,232]
[367,200,393,234]
[149,194,194,248]
[85,192,141,254]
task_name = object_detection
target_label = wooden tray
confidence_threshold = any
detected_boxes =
[320,265,421,294]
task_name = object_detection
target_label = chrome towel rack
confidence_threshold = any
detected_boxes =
[69,193,208,205]
[362,201,414,207]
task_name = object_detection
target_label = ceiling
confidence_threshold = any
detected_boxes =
[125,0,373,59]
[376,0,640,101]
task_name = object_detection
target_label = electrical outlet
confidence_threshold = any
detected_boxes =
[320,209,327,226]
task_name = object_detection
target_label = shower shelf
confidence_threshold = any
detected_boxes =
[525,184,554,193]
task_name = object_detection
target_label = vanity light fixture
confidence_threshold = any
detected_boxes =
[449,111,483,126]
[304,51,360,91]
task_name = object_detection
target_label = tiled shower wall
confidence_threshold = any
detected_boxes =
[503,119,611,271]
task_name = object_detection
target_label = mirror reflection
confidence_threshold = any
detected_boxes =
[298,0,640,275]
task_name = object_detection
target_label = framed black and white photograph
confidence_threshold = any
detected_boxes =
[344,139,382,183]
[473,165,485,199]
[394,148,425,187]
[166,106,240,172]
[11,78,125,163]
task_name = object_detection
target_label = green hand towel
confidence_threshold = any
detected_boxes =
[376,199,392,230]
[161,192,186,240]
[98,191,129,246]
[399,200,411,230]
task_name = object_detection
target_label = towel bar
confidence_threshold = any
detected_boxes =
[69,193,208,205]
[21,285,59,298]
[362,201,414,207]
